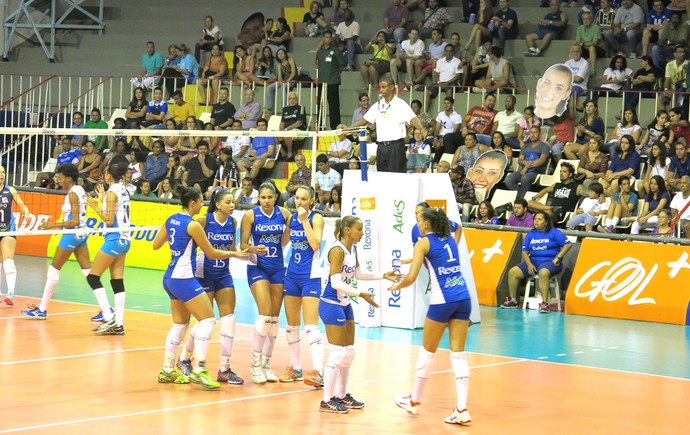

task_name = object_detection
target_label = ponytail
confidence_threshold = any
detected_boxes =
[421,207,451,238]
[334,215,360,240]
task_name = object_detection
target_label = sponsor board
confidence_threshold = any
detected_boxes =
[462,228,518,306]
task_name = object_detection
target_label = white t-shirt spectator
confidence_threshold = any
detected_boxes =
[565,57,590,91]
[328,138,353,163]
[435,110,462,136]
[336,21,360,40]
[434,57,463,81]
[401,39,425,57]
[235,188,259,204]
[601,67,634,91]
[671,191,690,220]
[493,110,523,137]
[225,135,250,158]
[315,168,342,191]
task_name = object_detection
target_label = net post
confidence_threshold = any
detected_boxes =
[359,129,368,182]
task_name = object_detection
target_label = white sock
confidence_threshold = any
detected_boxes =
[93,287,113,321]
[323,345,345,402]
[286,325,302,370]
[336,366,350,399]
[164,323,189,371]
[611,216,620,227]
[262,316,278,358]
[411,348,435,403]
[219,314,235,371]
[3,258,16,295]
[114,292,125,326]
[38,265,60,312]
[193,317,216,372]
[181,322,197,360]
[603,218,611,227]
[253,315,271,354]
[305,325,324,373]
[451,351,470,411]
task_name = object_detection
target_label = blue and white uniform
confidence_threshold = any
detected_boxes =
[411,219,459,245]
[57,185,90,250]
[319,240,357,326]
[0,185,16,233]
[247,206,286,286]
[100,182,132,256]
[423,233,472,322]
[195,212,235,293]
[284,211,321,298]
[162,212,205,302]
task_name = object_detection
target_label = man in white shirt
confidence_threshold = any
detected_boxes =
[335,9,361,71]
[225,119,250,164]
[425,45,462,106]
[670,175,690,237]
[491,94,523,148]
[564,44,589,116]
[390,28,425,90]
[328,126,353,164]
[315,153,342,204]
[602,0,645,58]
[416,29,448,86]
[432,96,462,161]
[234,177,259,206]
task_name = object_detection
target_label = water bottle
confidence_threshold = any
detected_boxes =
[469,14,476,24]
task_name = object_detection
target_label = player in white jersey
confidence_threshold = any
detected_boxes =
[86,162,132,335]
[390,207,473,426]
[0,165,29,306]
[279,186,325,387]
[153,187,248,388]
[22,164,92,319]
[318,216,399,414]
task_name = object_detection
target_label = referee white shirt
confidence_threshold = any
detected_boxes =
[363,95,416,141]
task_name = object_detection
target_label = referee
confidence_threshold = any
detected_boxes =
[350,79,427,173]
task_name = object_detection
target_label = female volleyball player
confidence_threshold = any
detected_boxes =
[153,187,247,389]
[319,216,399,414]
[240,180,291,384]
[411,202,461,245]
[176,187,245,385]
[391,207,473,426]
[279,185,325,387]
[86,161,131,335]
[0,165,30,306]
[22,164,91,319]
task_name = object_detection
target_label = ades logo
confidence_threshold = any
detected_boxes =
[360,197,376,210]
[426,199,447,212]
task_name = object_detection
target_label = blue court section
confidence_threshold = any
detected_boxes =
[13,256,690,380]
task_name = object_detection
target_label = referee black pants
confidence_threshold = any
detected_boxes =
[376,139,406,173]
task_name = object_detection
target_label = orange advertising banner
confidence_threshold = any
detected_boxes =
[463,228,518,306]
[14,192,60,257]
[565,238,690,325]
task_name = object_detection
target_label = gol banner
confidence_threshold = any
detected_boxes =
[565,238,690,325]
[462,228,518,306]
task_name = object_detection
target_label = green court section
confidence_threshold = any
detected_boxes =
[13,256,690,381]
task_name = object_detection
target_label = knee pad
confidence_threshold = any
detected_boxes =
[81,268,91,278]
[286,325,301,345]
[344,345,355,366]
[326,345,347,368]
[255,315,271,337]
[450,351,469,379]
[167,322,189,346]
[416,348,435,380]
[195,317,216,342]
[86,274,103,290]
[47,265,60,282]
[305,325,323,346]
[220,314,235,339]
[110,278,125,294]
[268,316,279,337]
[3,258,15,274]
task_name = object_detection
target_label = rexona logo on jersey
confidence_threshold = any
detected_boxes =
[360,197,376,210]
[425,199,447,212]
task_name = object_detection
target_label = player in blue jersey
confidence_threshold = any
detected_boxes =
[390,207,473,426]
[318,216,399,414]
[279,185,325,387]
[22,164,92,319]
[0,165,30,306]
[85,162,132,335]
[153,187,247,388]
[240,180,292,384]
[411,202,462,245]
[176,187,245,385]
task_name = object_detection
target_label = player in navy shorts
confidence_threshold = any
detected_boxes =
[153,187,247,389]
[240,180,291,384]
[390,207,474,426]
[279,186,325,387]
[0,165,30,306]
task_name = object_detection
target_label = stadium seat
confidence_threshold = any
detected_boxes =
[538,159,580,187]
[522,275,561,312]
[267,115,282,131]
[107,108,127,128]
[490,189,518,218]
[28,158,57,184]
[198,112,212,124]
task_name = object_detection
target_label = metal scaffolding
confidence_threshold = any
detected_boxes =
[2,0,104,62]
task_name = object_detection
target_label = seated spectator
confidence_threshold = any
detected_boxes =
[327,126,353,164]
[435,160,450,173]
[163,119,180,154]
[642,0,672,57]
[491,0,519,51]
[566,182,609,231]
[415,29,447,85]
[446,33,468,80]
[591,55,633,104]
[177,116,203,165]
[168,91,195,128]
[100,139,129,172]
[624,55,663,112]
[501,211,571,313]
[627,175,671,233]
[577,12,604,74]
[603,0,644,58]
[640,141,670,197]
[475,200,500,224]
[576,135,610,195]
[335,9,361,71]
[410,99,434,133]
[670,175,690,236]
[210,87,236,130]
[517,105,540,146]
[121,169,137,195]
[314,153,342,205]
[474,47,511,92]
[506,198,534,228]
[132,41,164,90]
[490,95,522,149]
[202,122,223,156]
[281,153,311,208]
[194,16,223,63]
[235,88,262,129]
[206,148,239,197]
[651,209,674,234]
[451,132,482,173]
[348,156,361,170]
[265,17,292,54]
[133,179,157,198]
[183,140,218,193]
[462,93,498,146]
[330,0,350,28]
[238,118,276,180]
[249,46,278,89]
[125,87,148,129]
[418,0,452,39]
[360,31,395,92]
[350,130,378,168]
[505,126,551,199]
[564,45,589,112]
[225,119,251,163]
[165,154,187,187]
[389,28,425,89]
[598,175,638,232]
[407,127,432,172]
[142,87,168,128]
[197,44,228,105]
[157,177,178,200]
[563,100,605,159]
[128,150,145,183]
[383,0,410,43]
[600,135,641,196]
[490,131,514,160]
[604,107,642,155]
[278,92,307,160]
[668,141,690,191]
[66,111,85,149]
[351,93,369,125]
[266,49,298,114]
[232,45,254,89]
[327,186,342,212]
[142,140,168,185]
[302,1,328,37]
[35,137,81,188]
[660,46,688,110]
[78,140,102,181]
[465,0,493,52]
[84,108,108,152]
[234,176,259,205]
[652,12,689,69]
[527,162,583,222]
[469,40,492,88]
[639,111,672,155]
[524,0,568,57]
[432,96,462,160]
[594,0,616,35]
[669,107,690,146]
[161,43,199,99]
[549,114,575,161]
